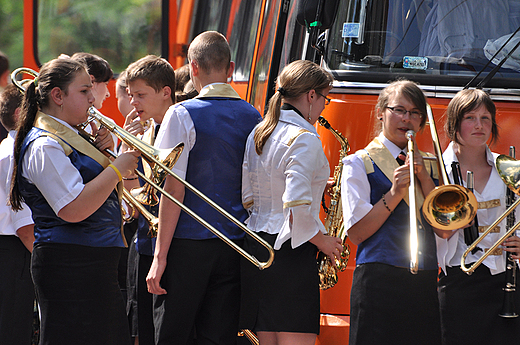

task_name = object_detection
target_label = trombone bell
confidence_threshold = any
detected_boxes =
[423,185,477,231]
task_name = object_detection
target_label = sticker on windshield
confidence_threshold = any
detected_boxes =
[403,56,428,70]
[342,23,360,38]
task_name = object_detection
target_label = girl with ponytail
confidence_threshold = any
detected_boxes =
[241,60,342,345]
[9,58,139,344]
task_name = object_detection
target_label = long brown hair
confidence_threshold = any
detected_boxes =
[254,60,333,155]
[9,58,87,211]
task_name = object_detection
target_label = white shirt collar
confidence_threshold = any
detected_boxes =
[378,132,404,159]
[279,108,319,136]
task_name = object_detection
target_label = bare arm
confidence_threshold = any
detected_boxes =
[146,175,185,295]
[58,151,139,222]
[16,224,35,253]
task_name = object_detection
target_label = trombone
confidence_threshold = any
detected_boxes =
[11,67,275,270]
[461,154,520,274]
[406,130,419,274]
[422,104,478,231]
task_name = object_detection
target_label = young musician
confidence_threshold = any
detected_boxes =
[9,58,139,344]
[342,80,443,345]
[240,60,343,345]
[437,88,520,344]
[146,31,262,345]
[0,83,35,344]
[122,54,176,345]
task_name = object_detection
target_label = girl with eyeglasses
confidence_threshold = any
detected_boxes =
[342,79,444,345]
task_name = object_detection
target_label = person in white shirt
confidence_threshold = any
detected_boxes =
[437,88,520,344]
[0,83,35,344]
[342,80,444,345]
[9,58,139,345]
[241,60,342,345]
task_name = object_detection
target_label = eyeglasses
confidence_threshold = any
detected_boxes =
[316,91,331,105]
[386,106,423,120]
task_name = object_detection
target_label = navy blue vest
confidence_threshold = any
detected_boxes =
[356,159,438,270]
[174,97,261,240]
[18,128,124,247]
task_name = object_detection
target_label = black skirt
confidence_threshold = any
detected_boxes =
[32,242,131,345]
[349,263,441,345]
[240,232,320,334]
[439,264,520,345]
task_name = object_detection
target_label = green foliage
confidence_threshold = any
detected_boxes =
[0,0,25,70]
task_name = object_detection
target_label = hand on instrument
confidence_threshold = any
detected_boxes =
[391,164,410,198]
[147,256,168,295]
[503,236,520,260]
[112,150,140,178]
[91,122,115,153]
[324,177,336,196]
[121,109,147,152]
[310,232,343,267]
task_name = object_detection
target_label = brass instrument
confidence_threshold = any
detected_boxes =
[499,146,518,318]
[406,130,419,274]
[238,329,259,345]
[10,68,167,238]
[317,116,351,290]
[461,153,520,274]
[12,67,275,270]
[422,104,478,231]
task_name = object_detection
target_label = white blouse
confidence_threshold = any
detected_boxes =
[242,109,329,250]
[21,116,84,215]
[342,133,405,232]
[0,131,33,236]
[437,142,519,275]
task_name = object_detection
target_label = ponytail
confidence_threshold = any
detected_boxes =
[9,82,40,210]
[254,92,283,155]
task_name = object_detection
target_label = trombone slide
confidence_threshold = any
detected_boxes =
[406,130,419,274]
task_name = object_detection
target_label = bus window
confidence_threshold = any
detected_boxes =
[228,1,263,83]
[250,0,283,113]
[37,0,162,71]
[325,0,520,88]
[189,0,232,38]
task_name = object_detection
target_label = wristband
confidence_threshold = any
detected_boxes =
[382,193,393,214]
[108,164,122,182]
[123,176,138,181]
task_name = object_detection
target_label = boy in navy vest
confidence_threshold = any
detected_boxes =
[146,31,261,344]
[121,55,176,345]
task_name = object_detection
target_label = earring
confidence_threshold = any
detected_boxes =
[60,104,63,111]
[308,104,312,120]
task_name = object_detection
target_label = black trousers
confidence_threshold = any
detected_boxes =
[439,264,520,345]
[127,233,155,345]
[0,235,34,345]
[154,238,241,345]
[349,263,441,345]
[32,243,131,345]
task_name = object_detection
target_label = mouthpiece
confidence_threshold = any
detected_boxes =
[406,130,415,140]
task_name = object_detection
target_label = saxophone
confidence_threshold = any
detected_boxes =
[317,116,351,290]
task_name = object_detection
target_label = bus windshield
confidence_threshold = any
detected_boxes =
[325,0,520,88]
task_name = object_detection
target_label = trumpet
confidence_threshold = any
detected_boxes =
[406,130,419,274]
[422,104,477,231]
[461,153,520,275]
[12,67,275,270]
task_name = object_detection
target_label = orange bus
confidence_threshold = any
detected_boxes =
[12,0,520,343]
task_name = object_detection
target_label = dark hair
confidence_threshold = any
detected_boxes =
[187,31,231,74]
[175,80,198,102]
[70,52,113,83]
[0,50,9,76]
[9,58,88,211]
[174,64,191,92]
[125,55,176,103]
[445,88,499,146]
[0,84,24,130]
[254,60,333,154]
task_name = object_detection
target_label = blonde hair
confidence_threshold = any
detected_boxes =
[253,60,333,154]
